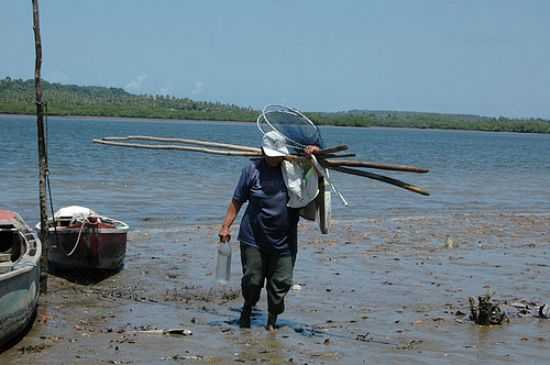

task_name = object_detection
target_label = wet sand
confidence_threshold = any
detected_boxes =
[3,211,550,364]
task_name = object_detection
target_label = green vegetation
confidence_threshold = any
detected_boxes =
[310,110,550,133]
[0,77,257,121]
[1,77,549,133]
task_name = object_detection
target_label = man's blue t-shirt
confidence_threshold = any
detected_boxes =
[233,159,299,256]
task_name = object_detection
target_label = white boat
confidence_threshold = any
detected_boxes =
[0,209,41,349]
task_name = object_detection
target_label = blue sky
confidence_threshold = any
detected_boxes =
[2,1,549,118]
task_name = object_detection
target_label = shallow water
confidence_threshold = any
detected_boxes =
[1,115,550,364]
[2,115,549,225]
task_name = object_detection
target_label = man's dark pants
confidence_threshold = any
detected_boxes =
[240,243,296,315]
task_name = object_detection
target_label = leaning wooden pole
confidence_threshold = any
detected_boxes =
[32,0,49,293]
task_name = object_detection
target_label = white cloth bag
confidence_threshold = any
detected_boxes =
[281,160,319,208]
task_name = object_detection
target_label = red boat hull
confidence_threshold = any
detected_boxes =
[47,224,127,271]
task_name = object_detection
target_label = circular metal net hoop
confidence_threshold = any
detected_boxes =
[257,105,323,154]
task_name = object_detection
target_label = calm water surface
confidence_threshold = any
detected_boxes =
[1,114,549,226]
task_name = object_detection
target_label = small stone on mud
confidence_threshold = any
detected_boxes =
[444,236,455,249]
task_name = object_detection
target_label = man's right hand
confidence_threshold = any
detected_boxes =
[218,225,231,243]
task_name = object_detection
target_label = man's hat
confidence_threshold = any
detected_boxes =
[262,131,289,157]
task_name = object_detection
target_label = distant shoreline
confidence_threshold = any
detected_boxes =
[3,112,550,136]
[2,78,549,134]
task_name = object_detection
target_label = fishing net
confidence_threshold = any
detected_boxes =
[256,104,349,206]
[257,105,324,154]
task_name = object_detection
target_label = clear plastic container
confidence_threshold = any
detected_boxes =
[215,242,232,284]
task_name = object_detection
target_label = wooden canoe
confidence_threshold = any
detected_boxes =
[39,207,129,271]
[0,210,41,349]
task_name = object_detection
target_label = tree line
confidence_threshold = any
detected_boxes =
[0,77,257,121]
[1,77,549,133]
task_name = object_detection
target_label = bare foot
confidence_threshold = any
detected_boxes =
[265,313,277,332]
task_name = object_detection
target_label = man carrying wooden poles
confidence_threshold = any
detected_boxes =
[218,131,322,330]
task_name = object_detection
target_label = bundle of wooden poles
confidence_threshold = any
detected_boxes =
[93,135,430,196]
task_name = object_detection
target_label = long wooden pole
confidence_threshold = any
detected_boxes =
[93,139,263,156]
[329,165,430,196]
[318,144,349,155]
[322,159,429,173]
[32,0,48,293]
[95,135,432,196]
[104,136,262,153]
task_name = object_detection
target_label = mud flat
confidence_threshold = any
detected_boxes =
[2,211,550,364]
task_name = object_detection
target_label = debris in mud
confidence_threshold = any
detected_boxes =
[509,300,533,317]
[127,328,192,336]
[443,236,456,249]
[162,286,240,304]
[110,336,136,345]
[166,272,178,279]
[355,332,394,345]
[468,292,508,325]
[539,304,550,319]
[161,352,204,361]
[396,339,423,350]
[18,342,53,354]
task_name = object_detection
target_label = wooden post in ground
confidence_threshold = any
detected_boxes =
[32,0,49,293]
